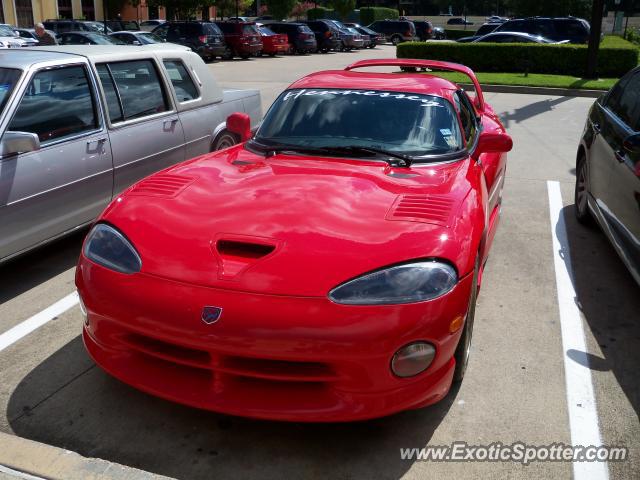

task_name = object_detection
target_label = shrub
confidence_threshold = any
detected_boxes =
[359,7,398,26]
[624,28,640,46]
[396,40,638,77]
[307,6,334,21]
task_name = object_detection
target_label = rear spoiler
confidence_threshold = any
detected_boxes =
[344,59,485,113]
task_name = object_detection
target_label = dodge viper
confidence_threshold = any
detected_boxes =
[76,59,513,422]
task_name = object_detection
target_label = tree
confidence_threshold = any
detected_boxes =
[267,0,297,19]
[331,0,356,20]
[215,0,254,17]
[147,0,216,19]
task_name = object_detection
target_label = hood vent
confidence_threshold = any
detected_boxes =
[214,237,278,280]
[387,194,455,226]
[129,174,195,198]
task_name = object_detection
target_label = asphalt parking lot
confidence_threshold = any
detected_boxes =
[0,45,638,479]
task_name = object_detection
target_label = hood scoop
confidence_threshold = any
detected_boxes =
[129,174,195,198]
[213,237,278,280]
[386,194,455,226]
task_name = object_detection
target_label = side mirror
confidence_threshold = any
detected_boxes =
[1,131,40,156]
[473,131,513,160]
[623,133,640,154]
[226,112,252,142]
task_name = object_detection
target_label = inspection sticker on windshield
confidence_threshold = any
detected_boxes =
[440,129,452,136]
[282,89,444,107]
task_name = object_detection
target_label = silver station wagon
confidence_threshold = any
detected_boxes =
[0,45,261,262]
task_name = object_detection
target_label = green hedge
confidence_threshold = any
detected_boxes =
[444,29,476,40]
[396,39,638,77]
[307,7,335,21]
[360,7,398,26]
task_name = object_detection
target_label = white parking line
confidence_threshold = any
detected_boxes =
[0,292,79,353]
[547,180,609,480]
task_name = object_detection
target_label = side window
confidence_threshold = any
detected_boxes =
[96,64,123,123]
[154,24,169,40]
[98,60,170,122]
[453,91,478,146]
[9,65,98,144]
[163,60,199,102]
[607,72,640,130]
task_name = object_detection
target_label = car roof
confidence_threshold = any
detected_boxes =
[288,70,458,99]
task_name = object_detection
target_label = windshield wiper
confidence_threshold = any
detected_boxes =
[249,141,413,167]
[320,146,413,167]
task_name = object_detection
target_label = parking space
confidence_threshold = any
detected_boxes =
[0,46,638,479]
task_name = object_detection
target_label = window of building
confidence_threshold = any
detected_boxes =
[15,0,34,27]
[57,0,73,19]
[82,0,95,21]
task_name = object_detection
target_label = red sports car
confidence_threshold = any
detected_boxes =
[76,59,512,422]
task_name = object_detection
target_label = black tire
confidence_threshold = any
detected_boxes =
[575,154,595,226]
[391,35,402,45]
[212,130,239,151]
[453,257,479,382]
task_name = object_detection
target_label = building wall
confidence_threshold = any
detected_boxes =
[1,0,105,25]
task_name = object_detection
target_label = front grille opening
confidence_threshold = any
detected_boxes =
[122,333,211,368]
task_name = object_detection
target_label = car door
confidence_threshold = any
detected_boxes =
[161,58,219,158]
[0,62,113,261]
[95,58,186,193]
[588,73,633,208]
[602,71,640,269]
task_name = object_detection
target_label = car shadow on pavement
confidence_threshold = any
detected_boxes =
[8,336,458,480]
[560,205,640,417]
[0,229,86,305]
[498,96,574,129]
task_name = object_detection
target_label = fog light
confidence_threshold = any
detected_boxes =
[391,342,436,378]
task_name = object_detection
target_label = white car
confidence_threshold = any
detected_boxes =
[0,24,26,48]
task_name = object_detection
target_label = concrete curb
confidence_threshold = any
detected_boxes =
[0,432,174,480]
[457,82,604,98]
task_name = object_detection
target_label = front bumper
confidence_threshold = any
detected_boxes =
[77,257,473,422]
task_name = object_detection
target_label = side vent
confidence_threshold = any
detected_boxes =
[129,174,195,198]
[386,194,455,226]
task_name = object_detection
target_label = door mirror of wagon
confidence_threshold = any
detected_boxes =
[623,133,640,154]
[473,131,513,160]
[226,112,252,142]
[1,131,40,156]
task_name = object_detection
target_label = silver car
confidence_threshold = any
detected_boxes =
[0,45,261,262]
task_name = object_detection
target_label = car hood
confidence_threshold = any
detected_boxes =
[103,146,475,296]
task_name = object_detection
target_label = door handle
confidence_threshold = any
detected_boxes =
[615,149,626,163]
[163,118,179,132]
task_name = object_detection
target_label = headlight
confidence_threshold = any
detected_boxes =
[84,223,141,274]
[328,261,457,305]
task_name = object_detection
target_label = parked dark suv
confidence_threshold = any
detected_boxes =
[367,20,417,45]
[574,66,640,286]
[413,20,434,41]
[303,20,341,53]
[494,17,590,43]
[153,21,227,61]
[105,20,140,31]
[214,21,263,59]
[268,22,317,54]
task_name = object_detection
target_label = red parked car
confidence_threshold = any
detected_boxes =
[76,59,512,422]
[214,21,262,59]
[256,24,290,56]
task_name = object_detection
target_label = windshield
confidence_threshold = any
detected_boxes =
[0,25,15,36]
[0,68,21,116]
[254,88,463,159]
[259,26,275,36]
[139,32,162,43]
[87,33,122,44]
